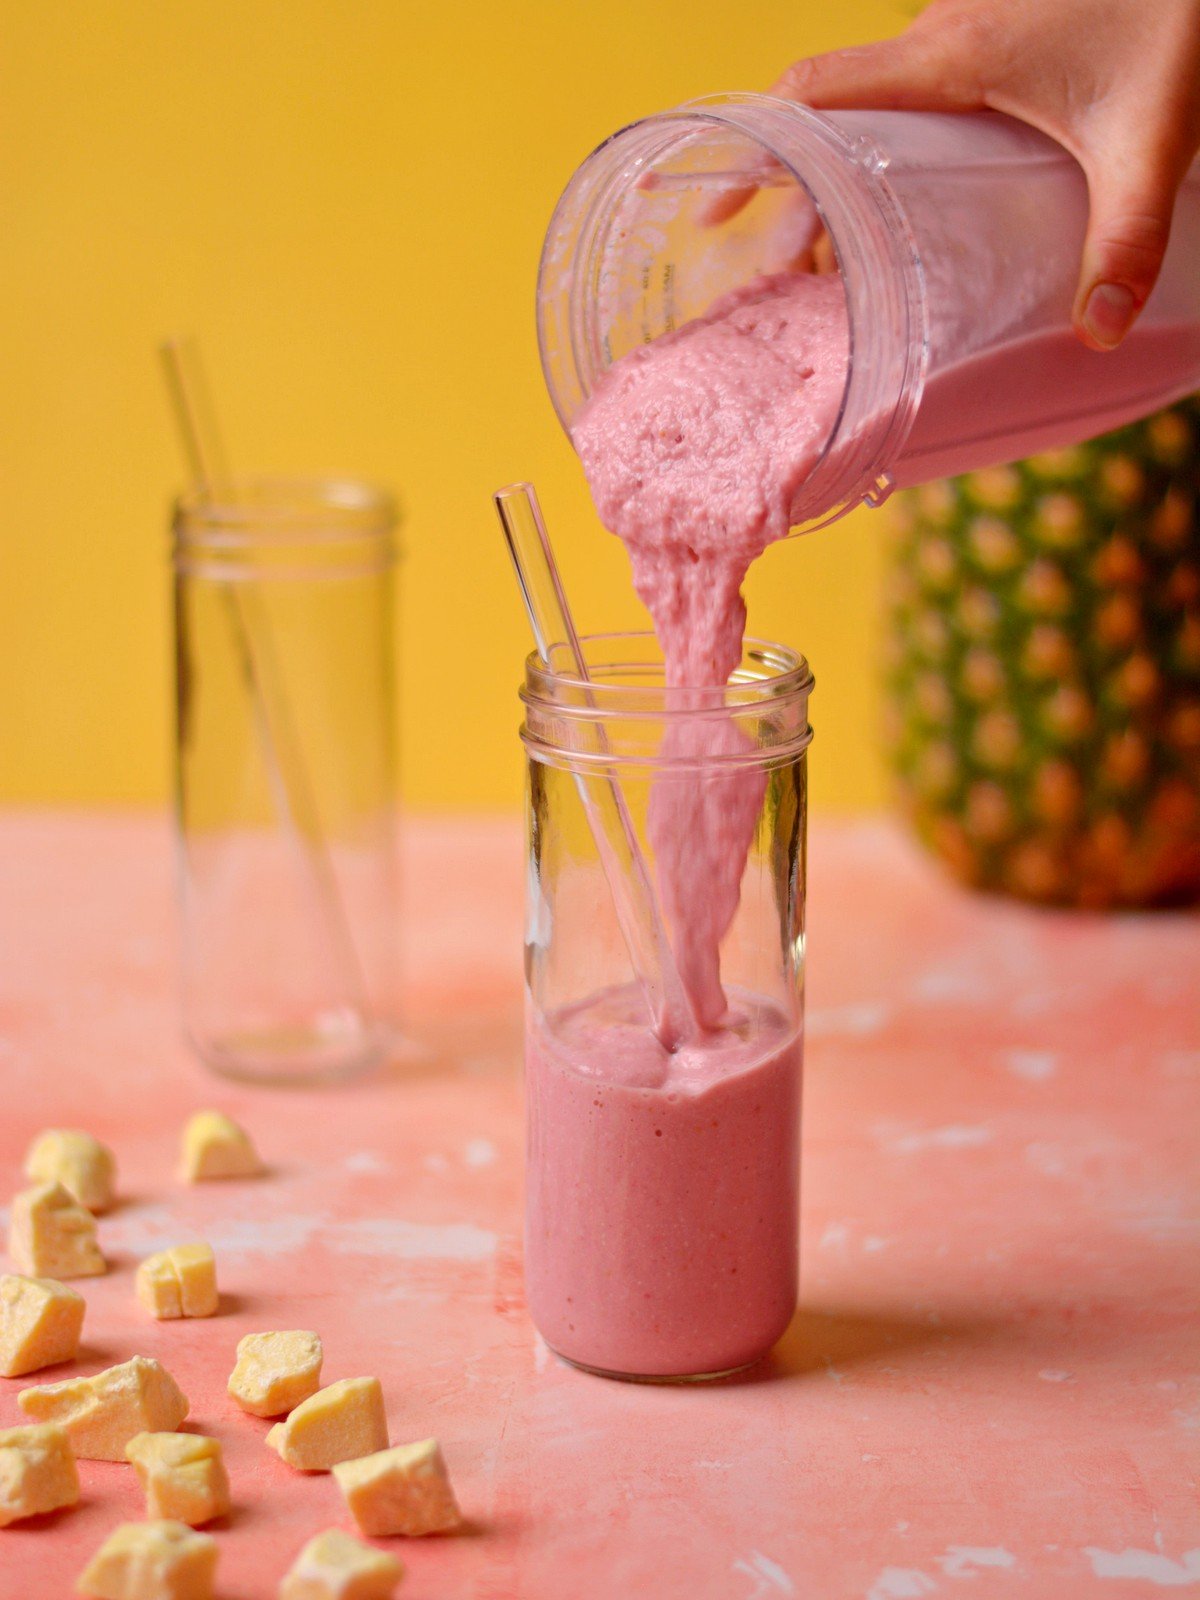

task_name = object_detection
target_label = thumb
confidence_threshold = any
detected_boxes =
[1073,149,1179,350]
[770,31,983,113]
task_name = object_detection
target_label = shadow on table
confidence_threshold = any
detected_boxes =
[745,1302,996,1385]
[351,1003,524,1089]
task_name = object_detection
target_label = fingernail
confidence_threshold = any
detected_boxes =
[1082,282,1136,349]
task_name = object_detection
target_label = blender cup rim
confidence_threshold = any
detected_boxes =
[536,90,929,536]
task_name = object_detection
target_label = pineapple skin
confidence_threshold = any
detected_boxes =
[886,398,1200,908]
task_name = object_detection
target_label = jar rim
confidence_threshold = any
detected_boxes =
[173,474,399,544]
[523,631,814,709]
[521,632,813,772]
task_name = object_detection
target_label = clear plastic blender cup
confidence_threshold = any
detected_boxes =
[539,96,1200,525]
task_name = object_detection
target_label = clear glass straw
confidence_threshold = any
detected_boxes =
[161,338,372,1041]
[494,481,697,1050]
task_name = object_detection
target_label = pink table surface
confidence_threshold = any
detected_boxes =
[0,811,1197,1600]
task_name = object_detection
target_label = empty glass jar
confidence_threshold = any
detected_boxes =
[172,476,400,1084]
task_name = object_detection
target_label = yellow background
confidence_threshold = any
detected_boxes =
[1,0,911,813]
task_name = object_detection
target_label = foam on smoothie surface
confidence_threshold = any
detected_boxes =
[572,271,847,1023]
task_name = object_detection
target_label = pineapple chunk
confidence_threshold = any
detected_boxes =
[77,1521,217,1600]
[333,1438,461,1536]
[19,1355,188,1461]
[8,1181,105,1279]
[0,1273,86,1377]
[24,1129,116,1213]
[136,1244,218,1319]
[179,1110,263,1182]
[228,1329,322,1417]
[266,1377,387,1472]
[126,1432,231,1526]
[0,1423,79,1526]
[279,1529,403,1600]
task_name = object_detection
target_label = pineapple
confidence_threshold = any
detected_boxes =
[885,399,1200,908]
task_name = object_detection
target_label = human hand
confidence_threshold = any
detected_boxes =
[767,0,1200,350]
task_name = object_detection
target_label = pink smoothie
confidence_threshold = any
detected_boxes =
[573,270,845,1027]
[525,273,835,1376]
[525,985,801,1377]
[574,270,847,689]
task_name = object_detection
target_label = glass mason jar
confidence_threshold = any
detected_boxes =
[172,477,400,1084]
[522,632,813,1380]
[539,95,1200,528]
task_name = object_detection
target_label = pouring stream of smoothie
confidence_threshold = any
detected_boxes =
[525,270,835,1377]
[572,271,848,1023]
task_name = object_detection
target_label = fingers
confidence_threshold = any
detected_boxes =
[1073,146,1182,349]
[701,27,979,227]
[769,30,984,113]
[696,181,761,228]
